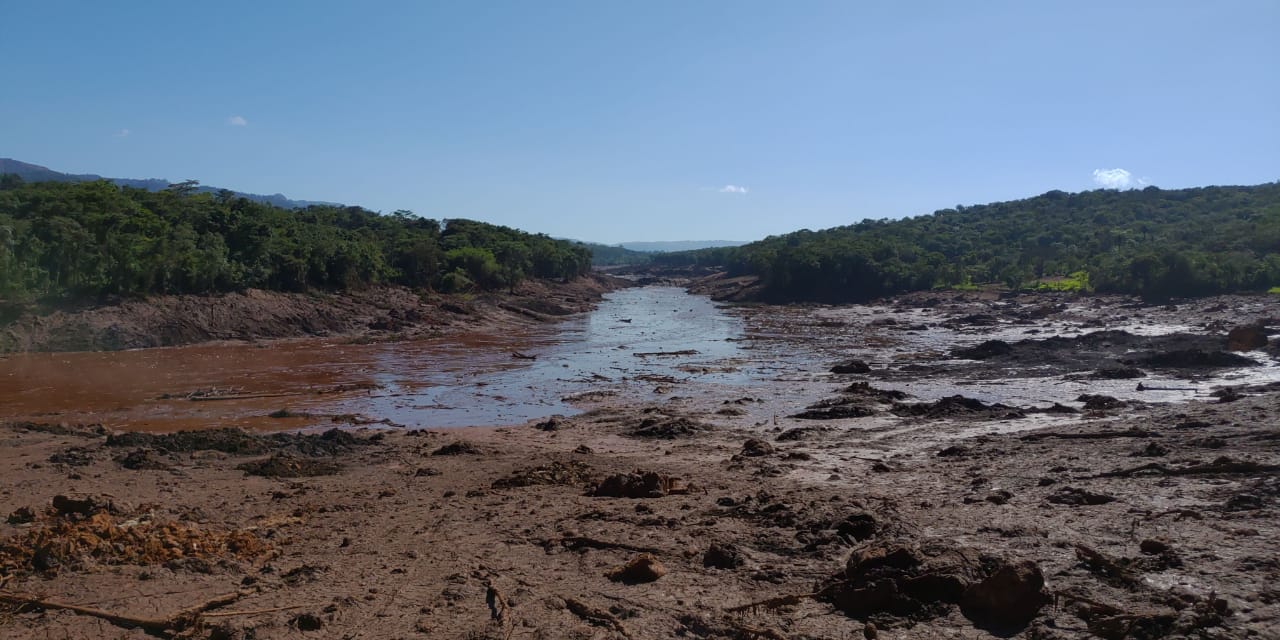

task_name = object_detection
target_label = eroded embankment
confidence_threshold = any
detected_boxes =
[0,273,627,353]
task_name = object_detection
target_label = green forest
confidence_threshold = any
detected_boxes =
[654,184,1280,302]
[0,177,591,301]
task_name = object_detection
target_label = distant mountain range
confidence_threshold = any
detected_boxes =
[616,240,747,252]
[0,158,340,209]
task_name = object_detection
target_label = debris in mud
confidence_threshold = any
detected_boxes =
[1140,538,1171,555]
[51,494,114,518]
[431,441,482,456]
[1131,442,1170,457]
[959,560,1051,631]
[825,540,981,620]
[0,502,270,577]
[47,447,96,467]
[776,426,832,441]
[1227,323,1268,351]
[4,421,106,438]
[1078,394,1126,411]
[891,396,1025,420]
[626,415,711,439]
[952,340,1012,360]
[632,349,698,358]
[491,461,595,488]
[606,554,666,584]
[830,359,871,374]
[936,445,969,457]
[740,438,774,457]
[114,448,172,470]
[1087,364,1148,379]
[591,470,690,498]
[237,453,342,478]
[6,507,36,525]
[791,402,877,420]
[1136,348,1257,369]
[703,543,747,569]
[1046,486,1117,506]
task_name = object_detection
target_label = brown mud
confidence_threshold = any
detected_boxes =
[2,286,1279,638]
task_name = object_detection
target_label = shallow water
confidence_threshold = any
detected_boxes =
[0,287,748,431]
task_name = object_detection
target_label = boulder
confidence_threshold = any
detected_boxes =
[1227,324,1268,352]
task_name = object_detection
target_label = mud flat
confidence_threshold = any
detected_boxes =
[1,290,1278,638]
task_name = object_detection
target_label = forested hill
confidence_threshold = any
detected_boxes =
[653,183,1280,302]
[0,158,338,209]
[0,178,591,301]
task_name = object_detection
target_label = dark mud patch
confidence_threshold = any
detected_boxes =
[891,396,1025,420]
[105,427,382,457]
[626,415,713,439]
[492,461,595,489]
[236,453,342,478]
[946,330,1256,378]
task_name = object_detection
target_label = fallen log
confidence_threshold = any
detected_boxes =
[0,590,246,636]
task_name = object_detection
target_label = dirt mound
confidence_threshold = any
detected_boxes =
[891,396,1025,420]
[626,415,712,439]
[236,453,342,478]
[1227,323,1269,351]
[0,501,271,578]
[431,441,483,456]
[946,330,1249,377]
[830,359,871,374]
[591,470,690,498]
[492,461,595,488]
[793,382,908,420]
[606,554,666,584]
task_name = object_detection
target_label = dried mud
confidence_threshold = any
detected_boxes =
[2,288,1279,639]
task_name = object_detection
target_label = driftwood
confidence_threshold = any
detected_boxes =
[1074,545,1138,588]
[1095,459,1280,479]
[632,350,699,358]
[565,597,633,639]
[511,352,537,360]
[1022,428,1160,441]
[0,590,247,636]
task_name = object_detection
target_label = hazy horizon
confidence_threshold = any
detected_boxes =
[3,1,1277,243]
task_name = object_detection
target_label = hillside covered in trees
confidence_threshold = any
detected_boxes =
[654,184,1280,302]
[0,177,591,302]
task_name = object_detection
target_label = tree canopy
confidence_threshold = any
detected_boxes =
[653,184,1280,302]
[0,179,591,301]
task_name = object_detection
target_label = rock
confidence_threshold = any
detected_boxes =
[740,438,774,457]
[6,506,36,524]
[291,613,324,631]
[1046,486,1116,506]
[836,512,878,542]
[960,560,1050,630]
[1130,442,1170,457]
[51,494,111,517]
[830,359,871,374]
[591,470,688,498]
[936,445,970,457]
[1227,324,1268,351]
[1140,538,1171,554]
[952,340,1012,360]
[572,444,594,454]
[431,441,482,456]
[606,554,665,583]
[985,490,1013,505]
[702,543,746,569]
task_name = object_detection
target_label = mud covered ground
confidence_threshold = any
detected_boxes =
[1,289,1278,639]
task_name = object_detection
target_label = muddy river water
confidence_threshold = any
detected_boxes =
[2,286,1277,433]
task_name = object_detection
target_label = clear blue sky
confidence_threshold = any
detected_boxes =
[3,1,1277,244]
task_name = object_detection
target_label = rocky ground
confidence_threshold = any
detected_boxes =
[1,287,1278,639]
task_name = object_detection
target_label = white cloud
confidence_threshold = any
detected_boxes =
[1092,168,1134,189]
[113,128,130,138]
[228,115,248,127]
[718,185,749,194]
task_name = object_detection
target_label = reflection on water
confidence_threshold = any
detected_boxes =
[0,287,746,431]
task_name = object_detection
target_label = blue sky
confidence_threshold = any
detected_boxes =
[3,1,1277,243]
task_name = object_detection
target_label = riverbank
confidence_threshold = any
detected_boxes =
[0,273,629,354]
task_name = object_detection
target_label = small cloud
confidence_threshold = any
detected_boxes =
[718,185,749,194]
[228,115,248,127]
[1092,168,1134,189]
[112,128,130,138]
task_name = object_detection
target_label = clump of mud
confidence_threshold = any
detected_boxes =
[591,470,690,498]
[626,415,712,439]
[492,461,595,488]
[946,330,1259,378]
[105,427,382,457]
[236,453,342,478]
[891,396,1025,420]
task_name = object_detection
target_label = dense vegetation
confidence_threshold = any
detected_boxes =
[654,184,1280,302]
[575,241,653,267]
[0,177,592,301]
